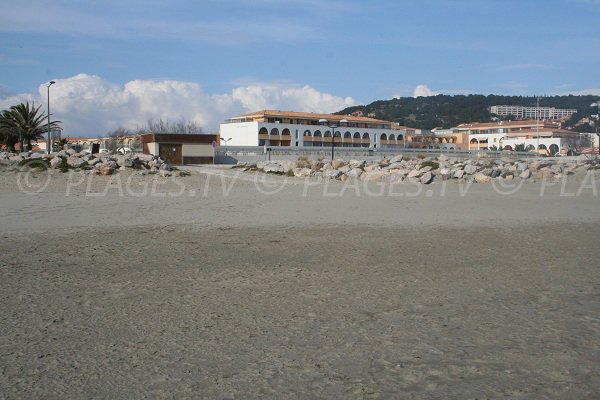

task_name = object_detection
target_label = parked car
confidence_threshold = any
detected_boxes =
[117,147,133,154]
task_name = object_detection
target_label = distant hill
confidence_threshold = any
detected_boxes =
[336,94,598,132]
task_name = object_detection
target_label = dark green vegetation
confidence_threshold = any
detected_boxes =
[0,102,61,151]
[337,95,598,132]
[17,158,50,170]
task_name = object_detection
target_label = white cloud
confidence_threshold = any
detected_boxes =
[0,74,356,137]
[413,84,439,97]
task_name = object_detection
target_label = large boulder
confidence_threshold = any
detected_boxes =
[346,168,363,179]
[420,171,434,184]
[323,169,342,179]
[536,168,554,180]
[407,169,422,178]
[519,169,532,179]
[348,159,366,169]
[66,156,87,168]
[363,163,381,172]
[464,165,478,175]
[293,168,312,177]
[438,168,452,180]
[98,164,115,176]
[454,169,465,179]
[338,165,351,174]
[56,150,69,158]
[362,171,389,181]
[114,155,135,168]
[96,160,118,170]
[262,163,285,174]
[50,157,63,169]
[87,158,101,166]
[331,159,345,169]
[136,153,154,162]
[516,162,528,172]
[393,168,411,177]
[474,172,491,184]
[66,148,78,156]
[390,154,403,164]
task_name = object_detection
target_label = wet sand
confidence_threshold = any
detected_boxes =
[0,166,599,398]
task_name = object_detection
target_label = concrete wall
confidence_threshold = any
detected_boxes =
[183,143,214,157]
[220,122,259,146]
[147,142,159,156]
[213,146,532,164]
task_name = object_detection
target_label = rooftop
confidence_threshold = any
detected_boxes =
[456,119,561,129]
[231,109,390,124]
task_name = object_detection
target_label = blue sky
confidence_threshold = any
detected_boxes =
[1,0,599,136]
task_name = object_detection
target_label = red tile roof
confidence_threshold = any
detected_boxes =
[233,110,390,124]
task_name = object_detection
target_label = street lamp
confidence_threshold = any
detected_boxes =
[319,118,347,161]
[591,102,600,157]
[46,80,55,154]
[536,97,540,155]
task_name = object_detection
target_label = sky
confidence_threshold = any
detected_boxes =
[1,0,599,137]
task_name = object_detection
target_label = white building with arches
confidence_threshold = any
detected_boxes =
[456,120,582,155]
[220,110,411,149]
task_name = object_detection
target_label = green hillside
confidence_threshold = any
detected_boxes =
[336,94,598,132]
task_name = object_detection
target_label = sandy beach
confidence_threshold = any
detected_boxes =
[1,164,599,398]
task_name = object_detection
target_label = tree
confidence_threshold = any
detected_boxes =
[106,127,130,153]
[0,102,60,152]
[136,118,204,134]
[514,143,527,152]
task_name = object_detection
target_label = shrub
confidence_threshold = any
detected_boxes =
[419,161,439,170]
[58,157,70,173]
[18,158,49,170]
[296,155,310,169]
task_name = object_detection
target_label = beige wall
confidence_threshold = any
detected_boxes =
[183,144,213,157]
[147,142,159,155]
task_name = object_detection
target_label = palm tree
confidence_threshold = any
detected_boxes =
[0,102,60,152]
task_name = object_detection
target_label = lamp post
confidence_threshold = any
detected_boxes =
[46,80,55,154]
[536,97,540,155]
[591,102,600,157]
[319,118,347,161]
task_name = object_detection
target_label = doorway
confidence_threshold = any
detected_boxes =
[159,144,183,164]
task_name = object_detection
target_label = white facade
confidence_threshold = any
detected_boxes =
[490,105,577,120]
[220,121,407,149]
[467,133,506,150]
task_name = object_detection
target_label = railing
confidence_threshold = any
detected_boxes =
[215,146,537,159]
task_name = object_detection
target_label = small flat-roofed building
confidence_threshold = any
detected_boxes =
[141,133,218,165]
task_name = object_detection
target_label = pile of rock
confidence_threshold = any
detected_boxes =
[237,154,593,184]
[4,149,184,177]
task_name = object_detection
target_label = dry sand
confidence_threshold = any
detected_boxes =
[0,164,599,398]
